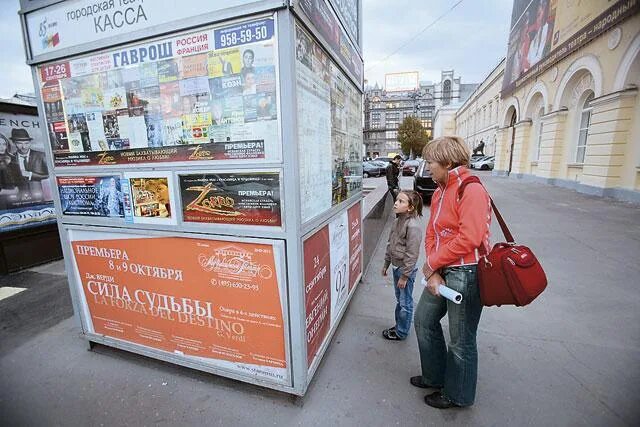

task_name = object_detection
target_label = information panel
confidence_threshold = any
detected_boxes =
[295,24,362,224]
[37,17,281,167]
[69,229,288,383]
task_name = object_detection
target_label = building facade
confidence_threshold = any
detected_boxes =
[363,71,477,157]
[454,59,506,156]
[493,3,640,203]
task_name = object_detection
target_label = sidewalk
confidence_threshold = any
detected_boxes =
[1,173,638,426]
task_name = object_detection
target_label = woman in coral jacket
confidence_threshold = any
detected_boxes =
[411,136,491,409]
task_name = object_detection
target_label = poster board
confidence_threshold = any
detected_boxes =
[36,16,282,168]
[67,227,290,384]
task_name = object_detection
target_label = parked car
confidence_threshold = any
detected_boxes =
[401,159,420,176]
[413,160,438,204]
[362,161,385,178]
[471,156,495,170]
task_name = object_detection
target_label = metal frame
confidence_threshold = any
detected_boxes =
[23,0,364,396]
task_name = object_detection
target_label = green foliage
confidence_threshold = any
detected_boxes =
[398,116,429,158]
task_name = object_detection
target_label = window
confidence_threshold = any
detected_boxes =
[535,107,544,161]
[576,92,594,163]
[443,80,451,105]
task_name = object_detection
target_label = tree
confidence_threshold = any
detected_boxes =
[398,116,429,158]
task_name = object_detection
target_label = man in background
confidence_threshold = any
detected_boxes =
[386,155,402,200]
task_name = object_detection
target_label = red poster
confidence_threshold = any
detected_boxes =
[303,226,331,367]
[347,202,362,292]
[40,61,70,82]
[71,233,286,376]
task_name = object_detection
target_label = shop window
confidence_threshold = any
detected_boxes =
[575,92,594,163]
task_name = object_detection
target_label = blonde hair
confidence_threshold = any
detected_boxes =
[422,136,470,168]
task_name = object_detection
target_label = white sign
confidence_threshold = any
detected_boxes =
[26,0,255,58]
[385,72,419,92]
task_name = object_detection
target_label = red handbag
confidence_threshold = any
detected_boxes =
[458,176,547,307]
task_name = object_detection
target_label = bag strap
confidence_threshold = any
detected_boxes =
[457,176,515,244]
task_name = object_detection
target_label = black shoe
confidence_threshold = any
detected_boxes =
[410,376,441,389]
[424,391,460,409]
[382,328,404,340]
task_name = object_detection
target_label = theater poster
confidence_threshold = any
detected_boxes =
[179,170,281,227]
[303,201,362,368]
[0,110,55,232]
[68,228,289,383]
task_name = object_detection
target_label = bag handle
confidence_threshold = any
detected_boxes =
[457,176,515,245]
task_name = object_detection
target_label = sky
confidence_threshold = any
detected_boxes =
[0,0,514,98]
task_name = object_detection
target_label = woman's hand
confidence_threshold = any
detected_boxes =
[381,267,388,277]
[426,272,443,296]
[397,276,407,289]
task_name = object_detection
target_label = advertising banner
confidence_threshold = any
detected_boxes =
[298,0,363,83]
[384,72,419,92]
[502,0,639,97]
[69,230,288,382]
[0,111,55,232]
[304,201,362,368]
[328,0,359,46]
[57,175,124,217]
[26,0,256,58]
[124,172,176,226]
[179,171,282,227]
[37,16,280,167]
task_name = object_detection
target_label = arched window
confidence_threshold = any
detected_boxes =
[443,80,451,105]
[535,107,544,161]
[576,91,595,163]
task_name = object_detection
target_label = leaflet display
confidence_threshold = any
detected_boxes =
[37,17,281,167]
[295,24,362,223]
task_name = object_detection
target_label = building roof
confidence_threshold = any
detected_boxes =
[0,94,37,107]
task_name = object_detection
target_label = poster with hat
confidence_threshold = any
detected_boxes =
[0,108,55,232]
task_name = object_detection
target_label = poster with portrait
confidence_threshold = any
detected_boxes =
[37,16,281,167]
[57,176,124,217]
[68,229,289,383]
[179,171,281,227]
[0,109,55,232]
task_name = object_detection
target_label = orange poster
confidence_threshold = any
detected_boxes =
[70,231,287,380]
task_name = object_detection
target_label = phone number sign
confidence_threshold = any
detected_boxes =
[214,18,274,49]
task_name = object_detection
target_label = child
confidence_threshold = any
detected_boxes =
[381,190,423,340]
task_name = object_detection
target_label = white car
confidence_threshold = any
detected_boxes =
[471,156,495,170]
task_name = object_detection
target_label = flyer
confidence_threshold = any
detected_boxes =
[57,176,124,217]
[180,172,281,226]
[69,230,287,381]
[128,175,173,222]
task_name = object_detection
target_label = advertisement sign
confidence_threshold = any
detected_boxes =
[384,72,419,92]
[298,0,363,83]
[179,171,282,227]
[347,202,362,291]
[502,0,639,97]
[37,16,280,167]
[304,201,362,368]
[303,225,331,367]
[328,0,359,46]
[69,230,288,382]
[124,171,176,226]
[57,175,124,217]
[295,24,362,224]
[26,0,256,58]
[0,111,55,232]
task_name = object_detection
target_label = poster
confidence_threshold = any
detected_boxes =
[180,171,281,226]
[125,172,176,225]
[69,230,287,382]
[295,24,362,223]
[0,111,55,232]
[347,202,362,292]
[57,176,124,217]
[502,0,639,96]
[303,225,331,367]
[304,201,362,368]
[37,16,281,167]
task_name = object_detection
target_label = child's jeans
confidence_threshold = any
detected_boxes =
[392,266,416,339]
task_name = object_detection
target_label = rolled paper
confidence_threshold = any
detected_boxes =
[421,278,463,304]
[438,285,463,304]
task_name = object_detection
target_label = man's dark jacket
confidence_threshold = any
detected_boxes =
[386,161,399,190]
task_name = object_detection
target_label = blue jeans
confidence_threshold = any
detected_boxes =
[393,266,416,339]
[414,265,483,406]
